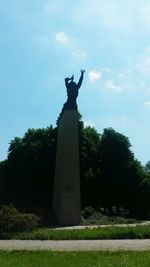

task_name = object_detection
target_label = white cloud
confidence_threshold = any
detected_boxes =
[144,101,150,106]
[55,32,87,61]
[106,80,122,92]
[55,32,70,44]
[136,56,150,73]
[71,50,87,60]
[84,121,95,127]
[88,70,102,82]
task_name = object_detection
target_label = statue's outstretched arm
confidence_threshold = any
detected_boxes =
[77,70,85,89]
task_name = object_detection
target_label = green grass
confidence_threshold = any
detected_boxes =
[11,225,150,240]
[0,251,150,267]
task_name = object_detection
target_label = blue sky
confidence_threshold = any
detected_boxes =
[0,0,150,164]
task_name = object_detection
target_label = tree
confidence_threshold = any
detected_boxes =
[99,128,135,208]
[0,123,149,218]
[6,126,57,211]
[0,160,8,203]
[145,161,150,174]
[80,126,101,208]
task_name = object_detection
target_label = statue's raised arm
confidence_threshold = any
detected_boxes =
[77,70,85,89]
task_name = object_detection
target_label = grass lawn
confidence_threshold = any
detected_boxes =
[11,225,150,240]
[0,251,150,267]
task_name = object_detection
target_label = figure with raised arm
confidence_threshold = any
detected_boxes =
[61,70,85,114]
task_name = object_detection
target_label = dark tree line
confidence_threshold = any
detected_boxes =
[0,119,150,218]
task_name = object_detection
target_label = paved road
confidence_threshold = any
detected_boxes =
[0,240,150,251]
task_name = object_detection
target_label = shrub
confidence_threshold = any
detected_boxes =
[81,206,95,219]
[80,206,140,225]
[0,204,40,238]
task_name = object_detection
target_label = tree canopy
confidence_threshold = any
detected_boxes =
[0,121,149,218]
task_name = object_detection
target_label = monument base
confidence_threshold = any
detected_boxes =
[53,110,81,225]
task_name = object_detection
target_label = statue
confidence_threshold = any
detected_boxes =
[54,70,85,225]
[61,70,85,115]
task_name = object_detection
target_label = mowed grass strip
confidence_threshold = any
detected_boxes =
[0,251,150,267]
[11,225,150,240]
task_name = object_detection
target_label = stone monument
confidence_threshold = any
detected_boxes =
[53,70,85,225]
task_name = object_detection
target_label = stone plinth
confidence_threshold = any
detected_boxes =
[53,110,81,225]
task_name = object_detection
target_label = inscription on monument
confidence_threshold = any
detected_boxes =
[64,185,76,194]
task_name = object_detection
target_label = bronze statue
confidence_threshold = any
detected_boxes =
[61,70,85,114]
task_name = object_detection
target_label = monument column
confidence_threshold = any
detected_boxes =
[53,110,80,225]
[53,70,85,225]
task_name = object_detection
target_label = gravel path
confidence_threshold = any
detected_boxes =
[0,240,150,251]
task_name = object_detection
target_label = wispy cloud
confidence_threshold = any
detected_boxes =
[105,80,122,92]
[88,70,102,83]
[55,32,70,44]
[55,31,87,62]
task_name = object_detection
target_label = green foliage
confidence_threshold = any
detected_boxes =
[81,126,101,174]
[0,161,7,203]
[10,225,150,240]
[99,128,134,206]
[0,205,40,238]
[81,206,95,219]
[81,207,139,225]
[0,119,149,218]
[5,126,57,210]
[80,126,101,207]
[80,127,147,215]
[100,128,133,163]
[145,161,150,173]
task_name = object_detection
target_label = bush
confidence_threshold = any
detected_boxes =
[80,207,140,225]
[81,206,95,219]
[0,204,40,238]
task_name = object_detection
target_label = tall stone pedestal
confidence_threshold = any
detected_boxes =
[53,110,81,225]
